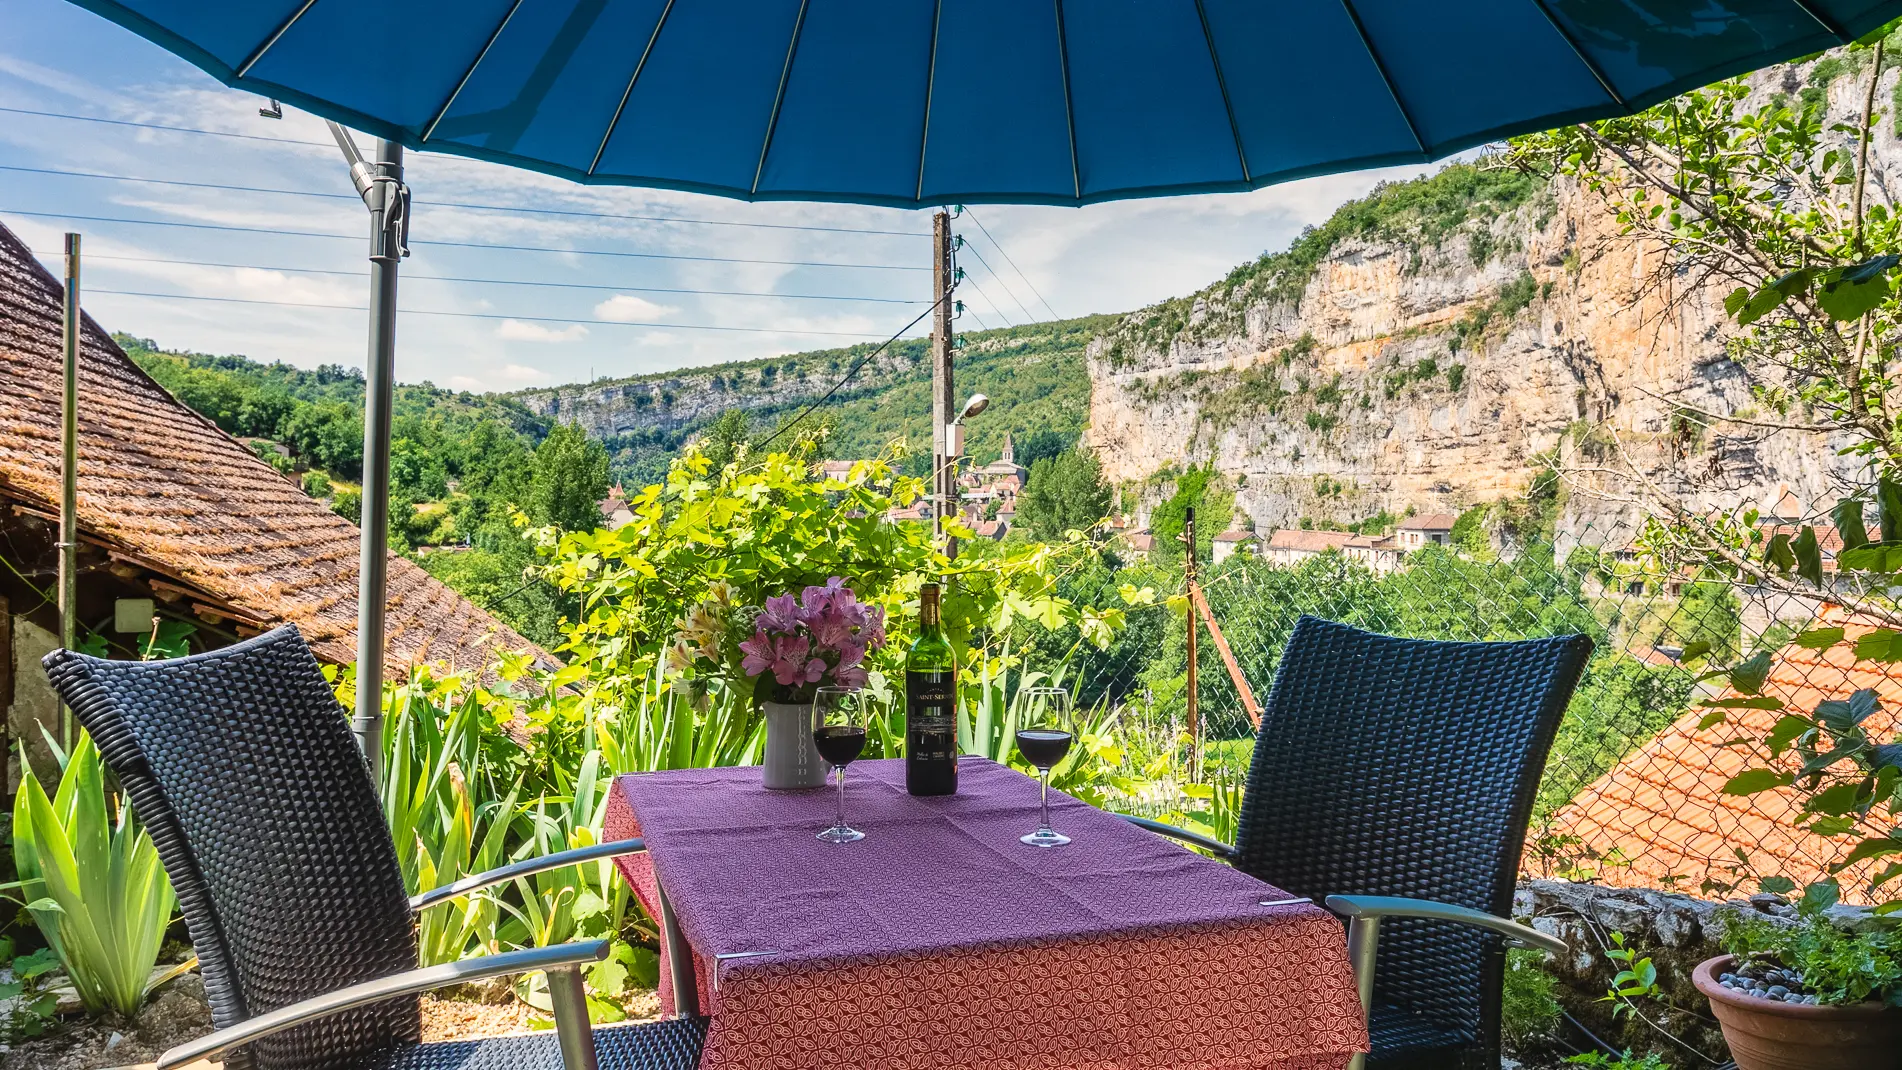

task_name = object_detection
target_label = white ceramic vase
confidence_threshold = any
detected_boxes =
[761,699,825,790]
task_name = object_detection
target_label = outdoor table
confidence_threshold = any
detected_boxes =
[606,758,1368,1070]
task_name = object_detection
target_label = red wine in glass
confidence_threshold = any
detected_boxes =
[813,687,867,844]
[814,725,867,767]
[1013,729,1073,770]
[1016,688,1074,847]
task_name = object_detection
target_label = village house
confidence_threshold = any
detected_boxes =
[0,222,546,784]
[1343,532,1403,576]
[1210,528,1259,564]
[1263,528,1355,568]
[1394,513,1457,551]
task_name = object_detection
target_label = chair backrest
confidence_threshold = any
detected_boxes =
[1232,615,1590,1053]
[43,626,418,1070]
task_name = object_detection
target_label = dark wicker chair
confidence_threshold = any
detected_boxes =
[43,625,705,1070]
[1126,615,1588,1070]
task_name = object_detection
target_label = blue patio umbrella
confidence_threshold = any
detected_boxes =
[57,0,1902,207]
[53,0,1902,765]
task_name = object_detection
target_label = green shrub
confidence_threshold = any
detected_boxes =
[9,733,174,1018]
[1719,895,1902,1007]
[1502,947,1561,1045]
[301,470,332,498]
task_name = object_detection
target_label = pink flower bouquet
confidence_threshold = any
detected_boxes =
[738,577,888,699]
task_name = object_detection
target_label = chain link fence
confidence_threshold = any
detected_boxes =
[1020,513,1870,901]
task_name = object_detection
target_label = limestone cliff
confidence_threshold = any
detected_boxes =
[1085,58,1888,544]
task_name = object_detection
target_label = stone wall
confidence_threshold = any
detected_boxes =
[1513,880,1888,1063]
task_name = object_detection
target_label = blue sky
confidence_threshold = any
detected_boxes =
[0,0,1443,392]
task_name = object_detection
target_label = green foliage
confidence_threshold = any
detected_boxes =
[331,488,362,524]
[1503,946,1562,1046]
[527,423,611,533]
[0,939,61,1041]
[1149,466,1232,561]
[1016,450,1112,540]
[301,469,332,498]
[1564,1052,1670,1070]
[8,733,173,1018]
[1719,894,1902,1006]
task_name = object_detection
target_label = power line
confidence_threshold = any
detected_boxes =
[0,105,330,146]
[958,271,1012,328]
[70,253,925,304]
[960,206,1059,320]
[755,294,946,449]
[0,163,930,238]
[0,209,930,270]
[86,289,891,338]
[958,238,1034,324]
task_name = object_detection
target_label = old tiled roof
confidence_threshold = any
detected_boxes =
[0,221,545,673]
[1542,613,1901,901]
[1213,530,1257,543]
[1400,512,1458,531]
[1265,529,1355,553]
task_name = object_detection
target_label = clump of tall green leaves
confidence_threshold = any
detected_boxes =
[376,673,521,966]
[7,733,173,1018]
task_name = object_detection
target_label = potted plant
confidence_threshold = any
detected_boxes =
[669,577,887,789]
[1691,883,1902,1070]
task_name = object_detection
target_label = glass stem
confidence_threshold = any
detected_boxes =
[835,765,848,830]
[1040,768,1052,832]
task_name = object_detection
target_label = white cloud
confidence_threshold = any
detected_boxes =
[446,375,487,390]
[495,320,587,344]
[593,294,680,322]
[500,362,553,382]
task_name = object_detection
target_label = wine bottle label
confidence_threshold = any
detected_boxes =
[906,669,955,761]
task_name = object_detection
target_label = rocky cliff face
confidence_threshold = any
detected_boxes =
[513,344,925,438]
[1086,59,1886,543]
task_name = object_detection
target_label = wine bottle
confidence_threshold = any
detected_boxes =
[905,583,957,796]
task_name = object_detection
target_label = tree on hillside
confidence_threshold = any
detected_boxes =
[1017,449,1111,540]
[1148,465,1232,560]
[697,409,753,472]
[1013,429,1072,470]
[528,423,610,532]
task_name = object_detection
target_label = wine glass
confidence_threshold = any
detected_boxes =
[1015,686,1074,847]
[813,686,868,844]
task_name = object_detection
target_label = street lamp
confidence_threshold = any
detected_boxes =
[939,393,990,559]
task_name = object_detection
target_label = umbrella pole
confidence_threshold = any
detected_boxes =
[329,124,409,778]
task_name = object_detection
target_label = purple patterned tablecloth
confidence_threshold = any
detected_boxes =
[608,758,1366,1070]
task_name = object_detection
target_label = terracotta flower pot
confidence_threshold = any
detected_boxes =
[1693,955,1902,1070]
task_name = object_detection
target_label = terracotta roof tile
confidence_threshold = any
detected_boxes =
[0,221,545,674]
[1265,529,1355,553]
[1539,610,1900,901]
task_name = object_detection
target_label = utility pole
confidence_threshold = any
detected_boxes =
[329,124,409,779]
[930,210,956,560]
[58,233,79,749]
[1185,505,1200,781]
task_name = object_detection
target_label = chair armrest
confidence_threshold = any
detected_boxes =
[1324,894,1567,955]
[1117,814,1237,858]
[410,837,646,912]
[158,940,609,1070]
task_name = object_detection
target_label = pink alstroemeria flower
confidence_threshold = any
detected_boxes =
[739,630,776,678]
[834,664,869,688]
[757,593,800,635]
[770,635,827,687]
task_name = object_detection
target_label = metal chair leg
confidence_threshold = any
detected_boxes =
[1345,915,1382,1070]
[656,878,701,1017]
[546,965,600,1070]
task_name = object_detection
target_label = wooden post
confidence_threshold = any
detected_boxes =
[930,210,956,561]
[1185,505,1200,781]
[59,233,79,750]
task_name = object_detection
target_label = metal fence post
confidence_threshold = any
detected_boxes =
[58,232,80,750]
[1185,506,1200,781]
